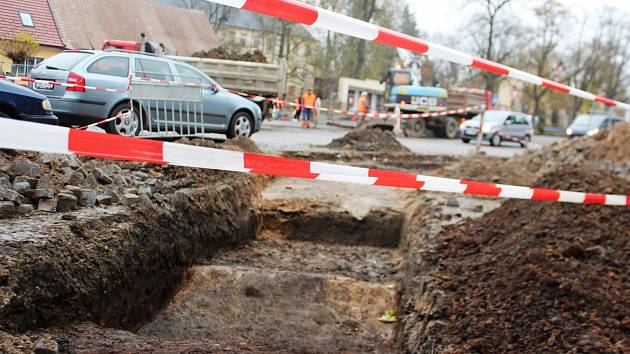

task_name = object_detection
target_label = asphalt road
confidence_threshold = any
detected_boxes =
[252,120,563,158]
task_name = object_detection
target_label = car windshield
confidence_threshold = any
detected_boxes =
[39,52,92,71]
[570,115,607,128]
[470,111,507,123]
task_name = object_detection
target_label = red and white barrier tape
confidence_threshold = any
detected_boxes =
[1,73,481,121]
[0,118,627,206]
[205,0,630,111]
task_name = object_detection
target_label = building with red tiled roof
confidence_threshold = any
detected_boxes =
[0,0,65,75]
[49,0,219,56]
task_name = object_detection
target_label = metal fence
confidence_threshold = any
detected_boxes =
[1,62,36,76]
[129,76,207,139]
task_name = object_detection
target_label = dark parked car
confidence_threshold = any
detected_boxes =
[0,79,58,125]
[566,114,624,138]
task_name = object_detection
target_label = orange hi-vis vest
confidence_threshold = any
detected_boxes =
[302,92,317,108]
[358,96,369,113]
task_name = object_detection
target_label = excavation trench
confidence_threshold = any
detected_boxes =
[135,178,410,353]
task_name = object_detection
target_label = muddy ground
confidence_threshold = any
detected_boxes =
[0,125,629,353]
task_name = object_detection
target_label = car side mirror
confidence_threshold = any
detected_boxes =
[504,120,512,125]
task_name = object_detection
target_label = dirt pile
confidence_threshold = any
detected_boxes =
[447,123,630,185]
[407,166,630,353]
[192,47,268,63]
[327,129,411,153]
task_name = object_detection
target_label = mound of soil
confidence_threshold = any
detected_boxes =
[192,47,268,63]
[327,129,411,153]
[447,123,630,186]
[421,166,630,353]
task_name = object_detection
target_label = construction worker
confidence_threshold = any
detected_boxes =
[301,89,317,128]
[357,92,370,126]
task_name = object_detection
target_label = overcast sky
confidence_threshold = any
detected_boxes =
[414,0,630,37]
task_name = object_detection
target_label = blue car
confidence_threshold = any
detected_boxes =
[0,79,58,125]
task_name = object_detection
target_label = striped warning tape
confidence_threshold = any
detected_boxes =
[1,72,481,121]
[204,0,630,111]
[0,118,627,206]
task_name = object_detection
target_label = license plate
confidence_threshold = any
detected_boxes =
[410,96,438,107]
[465,128,477,135]
[35,81,54,90]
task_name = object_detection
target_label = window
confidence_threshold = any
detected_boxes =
[39,52,92,71]
[87,56,129,77]
[19,11,34,27]
[27,57,44,66]
[252,37,259,48]
[266,39,274,50]
[134,58,173,81]
[515,115,529,125]
[240,34,246,46]
[174,64,211,85]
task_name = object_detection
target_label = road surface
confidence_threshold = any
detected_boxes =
[252,120,563,158]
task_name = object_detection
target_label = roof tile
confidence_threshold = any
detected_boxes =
[0,0,64,47]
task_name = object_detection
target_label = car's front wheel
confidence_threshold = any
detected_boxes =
[520,134,532,148]
[490,133,501,147]
[106,103,141,137]
[227,111,254,138]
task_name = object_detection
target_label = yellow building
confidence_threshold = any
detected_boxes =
[217,10,318,97]
[0,0,65,75]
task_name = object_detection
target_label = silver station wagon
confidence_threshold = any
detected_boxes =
[460,110,534,147]
[29,50,262,138]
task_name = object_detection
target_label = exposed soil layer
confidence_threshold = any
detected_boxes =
[213,233,401,284]
[284,150,457,174]
[263,200,404,248]
[327,129,411,153]
[3,323,321,354]
[140,266,397,353]
[0,137,266,338]
[402,166,630,353]
[137,176,408,353]
[0,175,261,333]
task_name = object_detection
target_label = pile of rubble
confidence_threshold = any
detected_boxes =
[0,137,264,220]
[327,129,411,153]
[0,150,162,219]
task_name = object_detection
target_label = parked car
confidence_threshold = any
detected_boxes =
[28,50,262,138]
[565,114,624,138]
[460,110,533,147]
[0,79,58,125]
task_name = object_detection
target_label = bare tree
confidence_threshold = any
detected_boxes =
[522,0,568,127]
[180,0,234,32]
[560,9,630,117]
[351,0,377,78]
[466,0,521,92]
